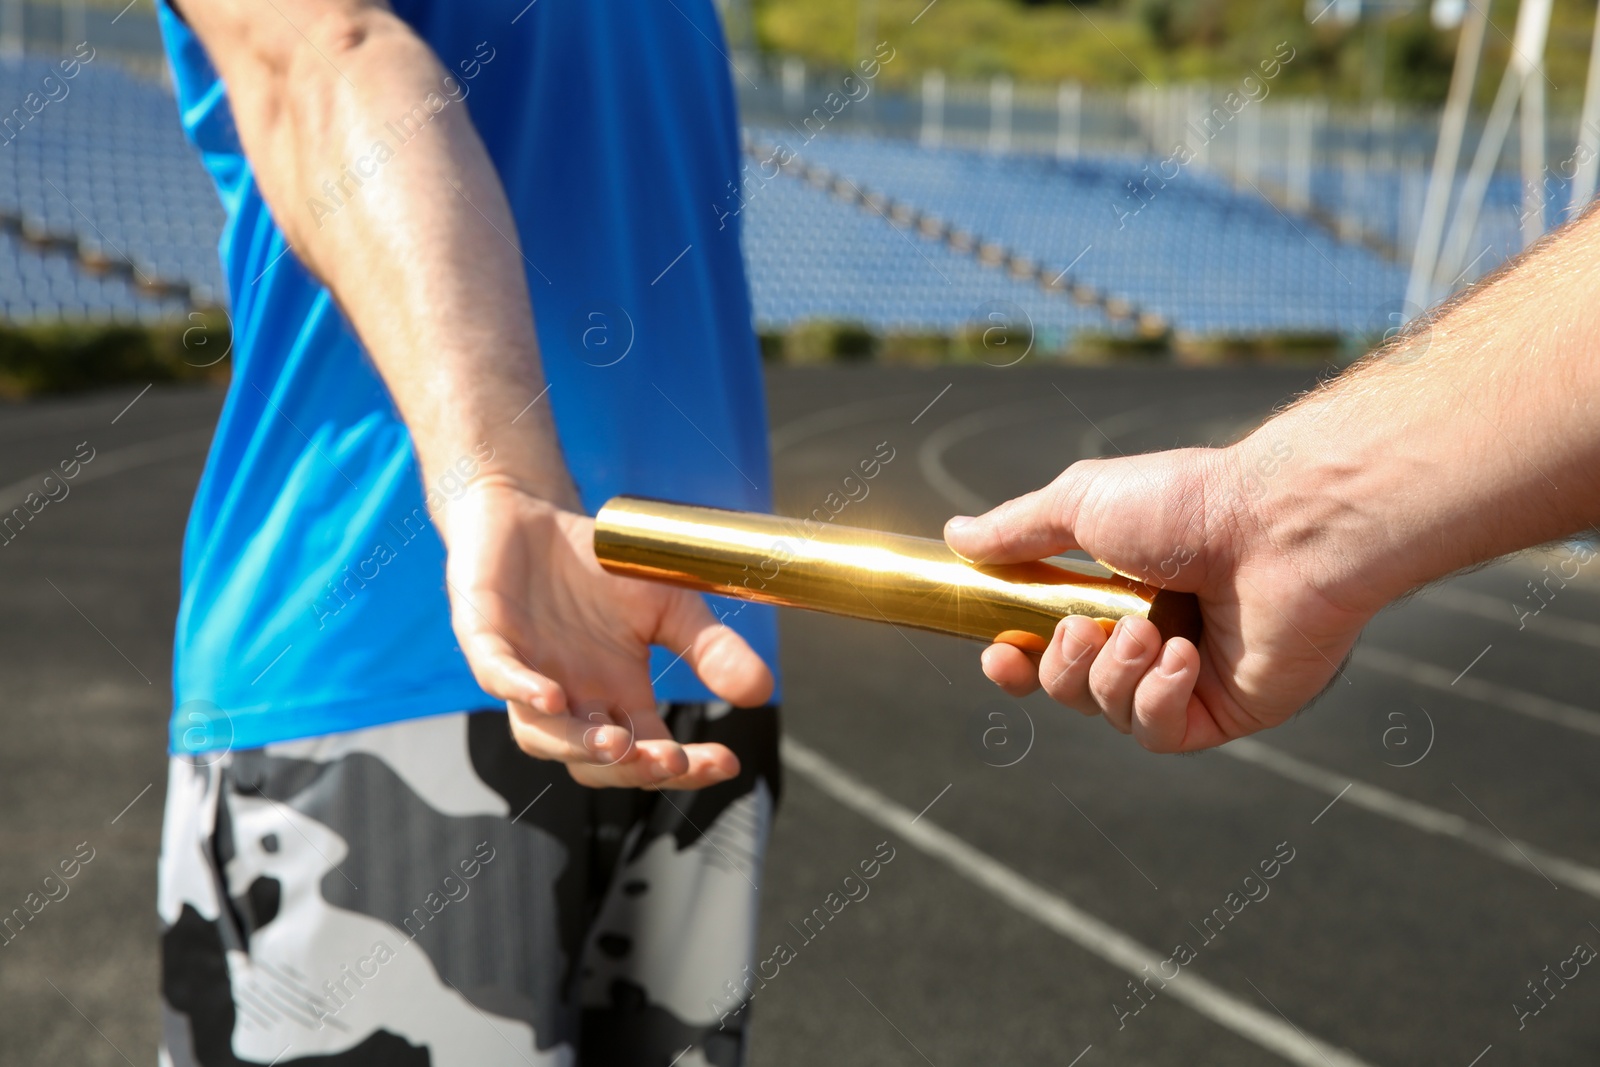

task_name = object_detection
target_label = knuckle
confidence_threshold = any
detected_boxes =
[509,728,552,761]
[1042,666,1084,707]
[987,514,1028,559]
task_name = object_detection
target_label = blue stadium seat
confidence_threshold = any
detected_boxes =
[765,130,1413,337]
[0,55,224,324]
[0,55,1536,339]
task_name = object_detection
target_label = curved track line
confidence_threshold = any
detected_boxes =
[917,398,1191,517]
[770,391,932,455]
[0,429,212,513]
[1422,585,1600,652]
[1358,646,1600,739]
[783,737,1380,1067]
[916,399,1060,515]
[1222,738,1600,899]
[911,395,1600,889]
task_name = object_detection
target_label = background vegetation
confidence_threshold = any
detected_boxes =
[753,0,1599,109]
[0,316,230,397]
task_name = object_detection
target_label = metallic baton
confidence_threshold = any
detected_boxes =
[593,496,1202,651]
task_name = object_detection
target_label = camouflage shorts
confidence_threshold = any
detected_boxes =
[157,703,781,1067]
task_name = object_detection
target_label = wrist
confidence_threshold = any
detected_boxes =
[1225,410,1421,617]
[414,385,581,507]
[420,448,582,546]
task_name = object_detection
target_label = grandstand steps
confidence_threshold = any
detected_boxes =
[746,135,1171,341]
[0,55,222,323]
[0,53,1542,345]
[769,130,1413,340]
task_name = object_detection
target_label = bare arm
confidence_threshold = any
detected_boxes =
[1259,208,1600,606]
[181,0,572,504]
[946,206,1600,753]
[182,0,772,785]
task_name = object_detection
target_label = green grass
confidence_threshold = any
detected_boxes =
[754,0,1598,108]
[758,320,1343,364]
[0,316,230,398]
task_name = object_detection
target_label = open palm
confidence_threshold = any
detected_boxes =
[443,480,773,787]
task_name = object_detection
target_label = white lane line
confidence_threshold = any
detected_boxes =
[911,783,952,823]
[0,429,213,514]
[1244,976,1340,1067]
[1071,401,1197,462]
[769,391,931,455]
[1423,585,1600,651]
[917,399,1059,515]
[1451,644,1491,685]
[1220,739,1600,899]
[1451,784,1558,892]
[916,397,1209,519]
[1358,647,1600,740]
[1310,783,1352,825]
[782,738,1378,1067]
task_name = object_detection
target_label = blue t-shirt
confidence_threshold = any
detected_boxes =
[157,0,778,754]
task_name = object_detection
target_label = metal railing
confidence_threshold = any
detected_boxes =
[733,51,1589,281]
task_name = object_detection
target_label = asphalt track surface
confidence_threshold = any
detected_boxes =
[4,365,1600,1065]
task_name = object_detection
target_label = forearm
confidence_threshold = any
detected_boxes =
[1238,206,1600,613]
[184,2,577,525]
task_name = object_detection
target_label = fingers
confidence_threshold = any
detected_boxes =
[446,571,574,714]
[565,735,740,791]
[1022,615,1203,751]
[568,739,739,790]
[944,469,1086,564]
[1087,616,1163,733]
[507,698,628,765]
[1129,638,1201,753]
[656,591,775,707]
[510,700,741,790]
[647,742,742,791]
[460,627,570,714]
[1037,615,1109,712]
[980,643,1041,696]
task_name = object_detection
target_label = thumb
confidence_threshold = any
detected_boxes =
[944,466,1088,564]
[656,590,776,707]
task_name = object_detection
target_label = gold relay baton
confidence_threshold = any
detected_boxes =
[593,496,1202,652]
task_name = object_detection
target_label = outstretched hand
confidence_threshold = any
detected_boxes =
[943,446,1376,752]
[443,479,774,788]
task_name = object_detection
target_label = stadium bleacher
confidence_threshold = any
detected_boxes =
[0,226,183,322]
[0,56,214,322]
[1282,161,1567,279]
[775,131,1414,338]
[0,53,1549,344]
[739,149,1124,343]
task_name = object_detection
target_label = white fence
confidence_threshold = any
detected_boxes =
[735,51,1593,286]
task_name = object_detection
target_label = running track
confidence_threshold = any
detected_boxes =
[3,366,1598,1065]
